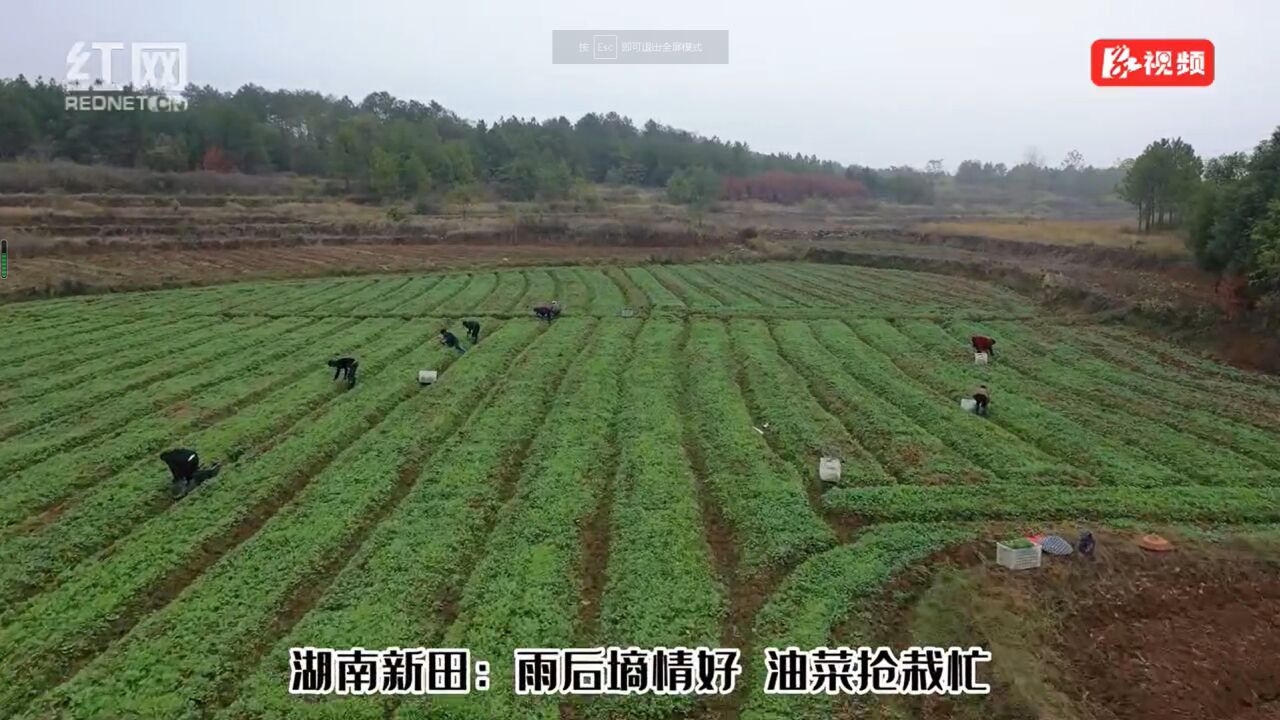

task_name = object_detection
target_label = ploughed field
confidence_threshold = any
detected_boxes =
[2,261,1279,720]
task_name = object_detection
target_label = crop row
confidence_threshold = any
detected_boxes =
[440,271,499,311]
[1096,324,1280,391]
[801,264,939,308]
[811,321,1090,484]
[179,279,343,318]
[0,318,408,612]
[684,320,835,572]
[428,319,638,720]
[358,276,445,314]
[954,321,1277,485]
[552,267,591,308]
[809,264,1032,315]
[386,273,472,315]
[605,266,649,307]
[621,266,681,307]
[226,279,358,316]
[277,278,384,315]
[219,320,591,720]
[308,276,419,315]
[759,265,858,307]
[517,269,558,311]
[673,265,757,307]
[825,485,1280,522]
[715,265,814,307]
[741,523,976,720]
[588,318,726,720]
[0,319,447,717]
[882,320,1184,487]
[477,270,528,312]
[1053,326,1280,428]
[4,314,157,366]
[649,265,723,307]
[578,267,628,310]
[0,312,221,399]
[993,322,1280,461]
[0,316,268,442]
[765,264,884,307]
[34,320,559,719]
[812,264,998,309]
[0,316,339,507]
[771,320,986,484]
[727,319,890,486]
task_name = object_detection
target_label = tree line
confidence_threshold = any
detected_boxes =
[0,77,848,202]
[0,76,1135,210]
[1116,128,1280,305]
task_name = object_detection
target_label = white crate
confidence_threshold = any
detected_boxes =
[959,398,977,412]
[818,457,842,483]
[417,370,438,385]
[996,541,1041,570]
[974,352,989,365]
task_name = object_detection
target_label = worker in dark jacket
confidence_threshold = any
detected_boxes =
[971,335,996,358]
[161,448,220,497]
[327,357,358,388]
[462,320,481,344]
[440,328,466,353]
[972,384,991,417]
[533,300,560,323]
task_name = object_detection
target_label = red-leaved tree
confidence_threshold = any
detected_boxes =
[721,171,867,204]
[200,146,235,173]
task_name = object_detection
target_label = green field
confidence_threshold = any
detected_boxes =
[2,261,1279,719]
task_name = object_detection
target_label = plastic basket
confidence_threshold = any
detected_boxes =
[619,306,635,318]
[974,352,989,365]
[996,541,1042,570]
[959,398,977,412]
[417,370,438,385]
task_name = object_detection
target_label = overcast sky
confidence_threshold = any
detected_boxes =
[2,1,1276,169]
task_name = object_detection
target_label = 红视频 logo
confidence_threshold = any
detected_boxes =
[1091,39,1213,86]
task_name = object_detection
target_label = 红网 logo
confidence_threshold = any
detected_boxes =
[64,41,188,111]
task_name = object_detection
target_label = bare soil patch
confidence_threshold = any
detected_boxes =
[871,530,1280,720]
[1058,544,1280,720]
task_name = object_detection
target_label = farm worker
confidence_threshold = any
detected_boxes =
[971,335,996,358]
[440,328,466,353]
[463,320,481,344]
[972,384,991,417]
[533,301,560,323]
[327,357,358,388]
[160,448,220,496]
[1078,531,1096,558]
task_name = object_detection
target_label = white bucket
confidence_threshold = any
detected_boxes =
[418,370,438,385]
[960,398,977,412]
[974,352,989,365]
[818,457,842,483]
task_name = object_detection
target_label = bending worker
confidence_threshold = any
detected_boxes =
[972,384,991,417]
[533,300,560,323]
[161,448,220,496]
[463,320,481,344]
[327,357,358,388]
[971,334,996,358]
[440,328,466,354]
